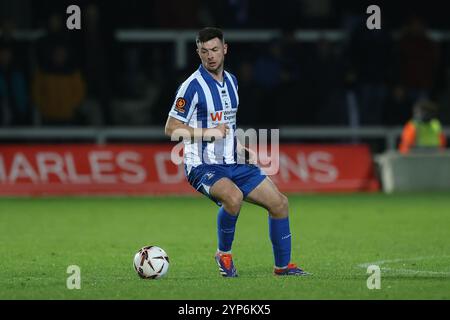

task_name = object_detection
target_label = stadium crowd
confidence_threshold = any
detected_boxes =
[0,0,449,127]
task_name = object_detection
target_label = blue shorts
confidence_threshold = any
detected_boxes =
[186,163,266,206]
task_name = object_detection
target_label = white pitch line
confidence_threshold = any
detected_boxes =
[357,255,450,276]
[382,268,450,276]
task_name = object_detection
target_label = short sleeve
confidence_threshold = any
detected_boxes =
[168,79,198,123]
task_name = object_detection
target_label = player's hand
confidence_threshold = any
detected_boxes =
[204,124,229,142]
[215,123,229,137]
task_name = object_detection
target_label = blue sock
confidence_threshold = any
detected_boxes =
[217,206,239,252]
[269,216,291,268]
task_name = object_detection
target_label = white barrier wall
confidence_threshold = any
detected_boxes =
[376,150,450,193]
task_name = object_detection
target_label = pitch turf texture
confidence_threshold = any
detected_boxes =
[1,193,449,300]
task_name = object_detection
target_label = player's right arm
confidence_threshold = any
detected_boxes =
[165,116,228,141]
[165,79,228,141]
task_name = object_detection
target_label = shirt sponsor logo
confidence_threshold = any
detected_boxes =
[210,112,223,121]
[210,110,236,122]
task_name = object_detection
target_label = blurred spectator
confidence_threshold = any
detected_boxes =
[32,13,85,126]
[278,29,302,84]
[253,40,283,89]
[395,16,440,105]
[32,45,86,125]
[81,3,113,125]
[346,18,393,125]
[252,36,303,125]
[234,61,264,126]
[36,13,77,71]
[309,37,347,125]
[399,100,447,154]
[0,41,29,126]
[150,68,185,126]
[383,85,413,126]
[0,18,28,70]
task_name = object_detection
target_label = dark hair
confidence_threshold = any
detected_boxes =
[196,27,224,45]
[415,99,438,121]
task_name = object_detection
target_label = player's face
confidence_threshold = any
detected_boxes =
[197,37,228,74]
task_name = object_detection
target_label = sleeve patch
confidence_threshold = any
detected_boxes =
[175,97,187,113]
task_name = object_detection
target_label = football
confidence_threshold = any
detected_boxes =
[133,246,170,279]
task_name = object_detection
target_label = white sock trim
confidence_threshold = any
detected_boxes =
[274,265,288,269]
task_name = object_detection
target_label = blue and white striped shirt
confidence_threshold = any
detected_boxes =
[168,64,239,174]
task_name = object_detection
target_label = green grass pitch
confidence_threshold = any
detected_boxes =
[1,193,449,300]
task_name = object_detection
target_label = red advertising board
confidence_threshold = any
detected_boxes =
[0,144,379,196]
[269,144,379,192]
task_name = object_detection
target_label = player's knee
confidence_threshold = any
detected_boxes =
[222,190,243,215]
[269,194,289,218]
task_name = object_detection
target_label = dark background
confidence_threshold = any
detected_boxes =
[1,0,450,129]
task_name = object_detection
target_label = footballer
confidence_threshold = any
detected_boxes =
[165,27,308,277]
